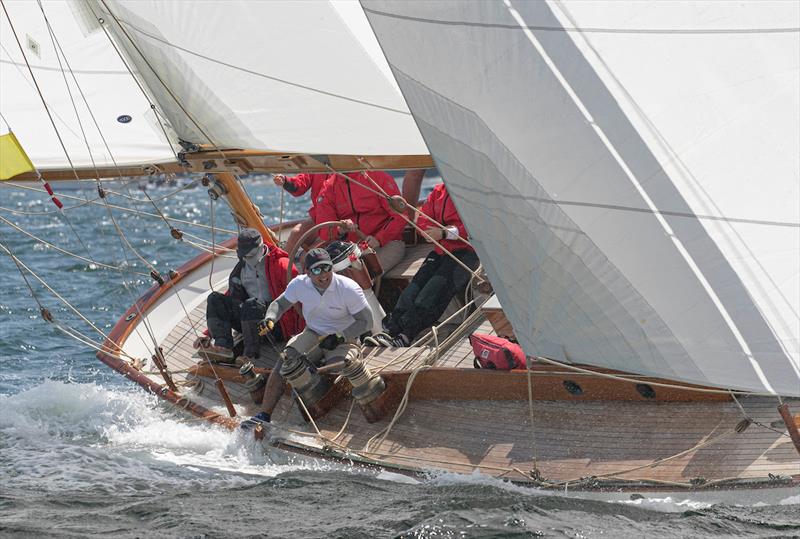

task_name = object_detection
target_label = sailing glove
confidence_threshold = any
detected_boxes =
[319,333,345,350]
[258,318,275,336]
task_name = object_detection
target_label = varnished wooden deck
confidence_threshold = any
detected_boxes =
[151,297,799,488]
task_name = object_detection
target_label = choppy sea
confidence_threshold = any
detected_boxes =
[1,177,798,538]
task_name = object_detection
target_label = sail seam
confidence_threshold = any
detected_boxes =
[362,7,800,35]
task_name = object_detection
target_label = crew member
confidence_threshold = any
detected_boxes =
[194,228,303,363]
[370,183,478,347]
[315,171,406,273]
[252,248,373,422]
[272,173,329,254]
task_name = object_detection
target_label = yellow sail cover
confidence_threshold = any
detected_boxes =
[0,131,35,181]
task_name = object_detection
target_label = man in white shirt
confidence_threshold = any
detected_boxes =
[252,248,373,423]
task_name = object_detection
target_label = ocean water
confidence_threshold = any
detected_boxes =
[1,178,798,538]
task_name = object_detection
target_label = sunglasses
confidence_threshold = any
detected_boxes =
[309,264,332,275]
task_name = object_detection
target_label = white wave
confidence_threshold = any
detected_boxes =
[619,496,712,511]
[0,380,331,492]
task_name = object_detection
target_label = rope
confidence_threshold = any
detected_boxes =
[0,215,149,277]
[208,197,218,292]
[730,391,790,437]
[279,186,285,236]
[4,3,164,357]
[0,182,237,234]
[0,239,138,364]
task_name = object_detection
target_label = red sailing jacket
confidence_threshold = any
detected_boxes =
[415,183,472,255]
[283,173,330,220]
[263,246,304,338]
[227,245,305,338]
[315,171,405,246]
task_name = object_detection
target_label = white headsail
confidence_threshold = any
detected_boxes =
[0,0,175,170]
[90,0,427,156]
[364,0,800,395]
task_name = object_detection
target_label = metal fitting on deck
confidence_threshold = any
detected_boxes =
[279,349,330,406]
[340,357,386,406]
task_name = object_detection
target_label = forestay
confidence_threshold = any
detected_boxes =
[364,0,800,395]
[0,1,175,170]
[90,0,427,156]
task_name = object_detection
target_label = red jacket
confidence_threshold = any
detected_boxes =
[264,246,304,337]
[415,183,472,255]
[283,173,329,220]
[315,171,405,246]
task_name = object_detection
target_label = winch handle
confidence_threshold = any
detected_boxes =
[286,220,367,281]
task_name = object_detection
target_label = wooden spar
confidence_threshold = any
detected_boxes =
[777,403,800,455]
[6,151,434,181]
[212,171,277,245]
[215,379,238,418]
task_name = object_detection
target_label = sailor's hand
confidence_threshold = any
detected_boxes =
[319,333,345,350]
[364,235,380,249]
[423,227,443,243]
[193,335,211,349]
[272,174,286,187]
[258,318,275,336]
[340,219,356,232]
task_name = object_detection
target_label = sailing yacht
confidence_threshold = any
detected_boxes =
[1,0,797,499]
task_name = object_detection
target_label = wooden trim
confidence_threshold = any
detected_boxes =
[8,152,434,181]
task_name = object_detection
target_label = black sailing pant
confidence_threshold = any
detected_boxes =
[206,292,282,358]
[384,249,480,341]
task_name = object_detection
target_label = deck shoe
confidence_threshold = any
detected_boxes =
[366,332,409,348]
[253,411,271,423]
[197,344,234,362]
[240,411,271,430]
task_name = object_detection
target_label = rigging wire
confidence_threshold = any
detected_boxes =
[0,0,101,271]
[31,1,164,357]
[0,182,238,234]
[0,237,134,357]
[0,214,149,277]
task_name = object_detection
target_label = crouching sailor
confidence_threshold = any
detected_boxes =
[250,248,382,424]
[194,228,303,364]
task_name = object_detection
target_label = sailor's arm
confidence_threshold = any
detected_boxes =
[259,293,293,333]
[342,306,373,340]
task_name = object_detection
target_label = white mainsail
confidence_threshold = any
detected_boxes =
[0,0,175,170]
[90,0,427,156]
[363,0,800,395]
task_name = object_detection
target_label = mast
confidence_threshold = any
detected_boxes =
[211,171,276,245]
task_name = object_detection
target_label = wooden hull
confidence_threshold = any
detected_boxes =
[98,236,800,494]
